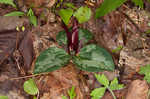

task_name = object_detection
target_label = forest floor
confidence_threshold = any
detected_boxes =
[0,0,150,99]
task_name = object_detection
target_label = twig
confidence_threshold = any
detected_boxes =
[10,72,49,80]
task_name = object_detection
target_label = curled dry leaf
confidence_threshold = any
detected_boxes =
[0,26,35,72]
[19,30,35,70]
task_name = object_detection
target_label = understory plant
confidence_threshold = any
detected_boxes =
[4,8,37,26]
[0,0,16,8]
[90,74,124,99]
[62,86,76,99]
[138,64,150,83]
[0,0,37,26]
[33,3,115,74]
[23,78,39,99]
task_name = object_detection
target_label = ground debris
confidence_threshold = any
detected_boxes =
[126,80,149,99]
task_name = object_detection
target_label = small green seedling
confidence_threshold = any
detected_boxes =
[4,8,37,27]
[0,0,16,8]
[139,64,150,83]
[68,86,76,99]
[0,96,8,99]
[27,8,38,27]
[90,74,124,99]
[23,78,39,98]
[112,46,123,53]
[0,0,37,26]
[62,86,76,99]
[62,96,68,99]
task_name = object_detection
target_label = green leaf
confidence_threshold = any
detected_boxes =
[95,0,126,18]
[4,11,25,16]
[56,29,68,46]
[56,0,63,8]
[34,47,71,74]
[73,44,115,72]
[148,22,150,26]
[33,96,37,99]
[64,3,77,10]
[56,28,93,46]
[27,8,37,26]
[109,78,124,90]
[111,46,123,53]
[29,15,38,26]
[139,64,150,83]
[132,0,143,8]
[68,86,76,99]
[62,96,68,99]
[0,96,8,99]
[58,8,73,25]
[139,64,150,74]
[143,74,150,83]
[90,87,106,99]
[0,0,16,7]
[95,74,109,87]
[27,8,34,16]
[23,78,38,95]
[74,6,91,23]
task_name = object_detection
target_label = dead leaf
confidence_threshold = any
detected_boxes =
[0,26,35,72]
[0,29,19,65]
[19,30,35,71]
[126,80,148,99]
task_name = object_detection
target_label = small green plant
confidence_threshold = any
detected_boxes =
[4,8,37,26]
[68,86,76,99]
[23,78,39,98]
[34,28,115,73]
[139,64,150,83]
[0,0,16,8]
[27,8,38,27]
[58,3,91,25]
[62,86,76,99]
[34,2,115,74]
[112,46,123,53]
[1,0,37,26]
[90,74,124,99]
[62,96,68,99]
[0,96,8,99]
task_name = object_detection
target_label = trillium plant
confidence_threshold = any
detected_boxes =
[34,4,115,74]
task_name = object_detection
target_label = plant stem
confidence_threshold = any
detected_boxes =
[107,87,116,99]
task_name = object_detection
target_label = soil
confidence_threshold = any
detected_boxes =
[0,0,150,99]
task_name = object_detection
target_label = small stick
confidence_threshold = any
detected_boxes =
[10,72,49,80]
